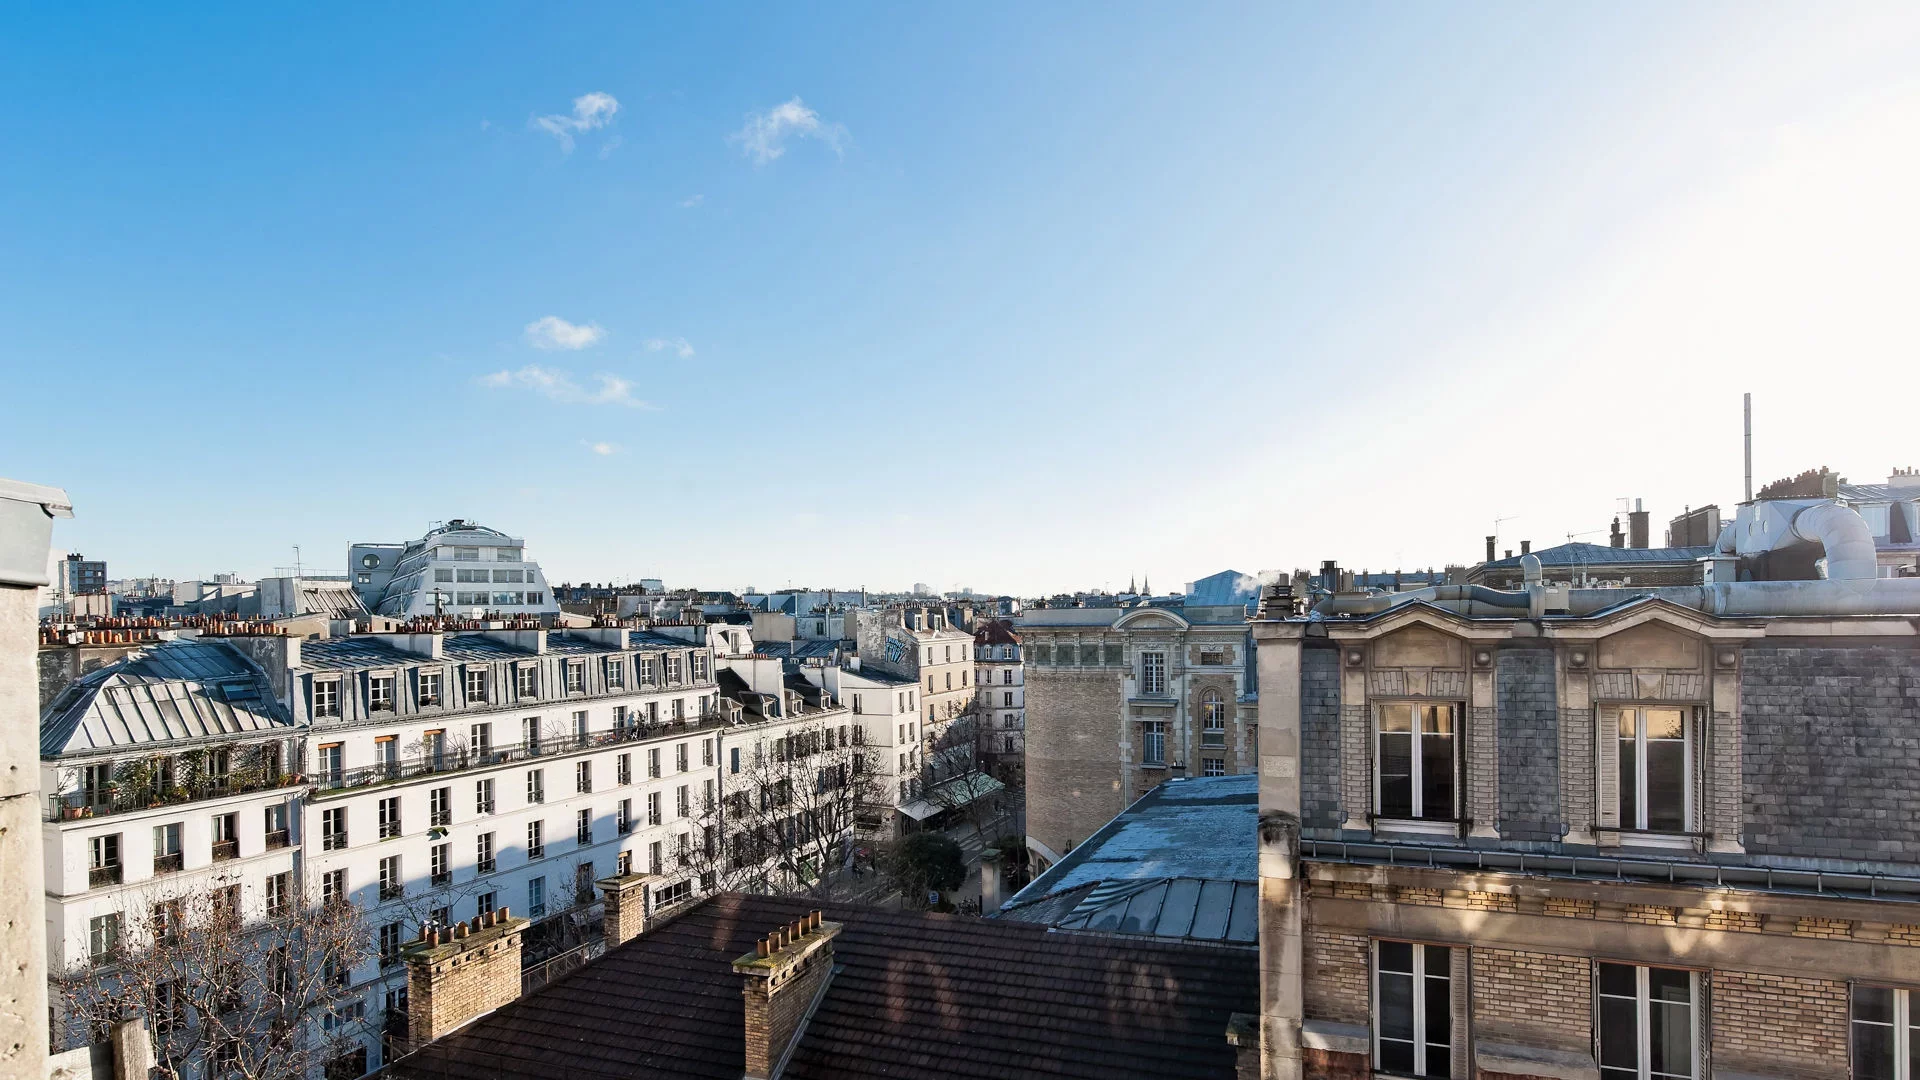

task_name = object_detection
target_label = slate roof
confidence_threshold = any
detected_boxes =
[441,634,534,661]
[1184,569,1260,610]
[1479,542,1715,570]
[41,639,294,759]
[297,637,424,671]
[388,893,1257,1080]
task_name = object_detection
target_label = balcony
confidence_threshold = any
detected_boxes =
[476,858,496,874]
[89,864,122,889]
[431,872,452,888]
[211,839,239,862]
[617,820,632,835]
[528,844,545,860]
[47,770,302,823]
[322,833,348,851]
[153,853,183,874]
[380,883,406,901]
[311,727,715,796]
[265,829,290,850]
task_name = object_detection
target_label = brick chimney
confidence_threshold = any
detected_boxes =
[733,911,842,1080]
[1484,536,1495,563]
[1610,516,1624,548]
[597,872,657,948]
[404,909,527,1049]
[1628,499,1650,549]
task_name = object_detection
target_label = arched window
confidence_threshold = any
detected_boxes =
[1201,690,1227,731]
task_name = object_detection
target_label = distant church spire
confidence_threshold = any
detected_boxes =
[1142,575,1151,595]
[1128,575,1136,594]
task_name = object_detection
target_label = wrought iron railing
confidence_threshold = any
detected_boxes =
[312,724,721,796]
[47,772,302,822]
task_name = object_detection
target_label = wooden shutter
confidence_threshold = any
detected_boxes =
[1450,946,1472,1080]
[1596,705,1621,844]
[1694,973,1711,1080]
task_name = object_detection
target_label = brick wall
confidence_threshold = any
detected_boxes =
[1303,925,1369,1025]
[1302,647,1343,833]
[407,925,525,1047]
[1742,644,1920,865]
[742,946,834,1078]
[1470,948,1591,1053]
[1024,669,1127,857]
[1710,969,1848,1080]
[1495,649,1561,841]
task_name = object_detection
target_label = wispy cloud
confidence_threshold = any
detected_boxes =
[731,97,847,165]
[598,135,623,160]
[478,365,651,409]
[524,315,605,350]
[643,336,695,358]
[679,194,704,208]
[581,439,622,456]
[533,91,620,154]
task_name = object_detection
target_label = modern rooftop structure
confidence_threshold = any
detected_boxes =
[348,520,558,620]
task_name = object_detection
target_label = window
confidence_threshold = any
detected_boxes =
[606,658,626,689]
[1004,691,1015,707]
[1141,721,1166,766]
[576,809,592,845]
[265,872,291,918]
[88,834,121,887]
[573,710,588,740]
[649,841,663,875]
[676,743,689,772]
[576,761,593,793]
[1004,668,1014,684]
[1376,703,1458,822]
[676,785,690,818]
[665,653,682,684]
[430,843,451,886]
[418,672,442,706]
[477,890,496,916]
[429,786,452,827]
[264,801,289,844]
[703,739,714,767]
[321,869,347,906]
[639,655,656,684]
[369,676,395,711]
[379,796,402,839]
[1375,941,1454,1078]
[647,791,661,826]
[1034,644,1051,664]
[435,568,453,581]
[527,769,545,804]
[312,679,341,718]
[476,777,495,814]
[1614,706,1691,835]
[523,716,543,755]
[379,855,403,900]
[1597,963,1697,1080]
[618,799,633,834]
[517,667,539,698]
[380,922,404,966]
[1851,984,1918,1080]
[322,808,348,850]
[617,753,632,785]
[1202,690,1227,731]
[1200,648,1226,665]
[89,914,121,961]
[456,567,487,583]
[1203,757,1226,776]
[1141,652,1167,696]
[851,692,863,714]
[476,832,496,874]
[566,663,584,693]
[672,697,685,721]
[730,747,741,774]
[464,668,487,703]
[470,722,493,758]
[648,748,661,778]
[528,876,547,918]
[693,652,709,680]
[527,820,545,860]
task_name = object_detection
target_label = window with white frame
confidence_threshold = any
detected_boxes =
[1853,985,1918,1080]
[1597,962,1697,1080]
[475,777,495,814]
[517,667,539,698]
[639,655,656,684]
[606,657,626,689]
[464,668,487,703]
[1141,652,1167,696]
[369,676,394,711]
[1611,706,1692,835]
[1376,703,1458,822]
[526,769,544,804]
[1141,721,1166,766]
[1203,757,1225,776]
[418,671,442,706]
[527,819,545,859]
[312,679,340,718]
[1373,940,1453,1077]
[566,662,584,693]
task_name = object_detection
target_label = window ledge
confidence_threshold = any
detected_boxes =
[1372,818,1459,839]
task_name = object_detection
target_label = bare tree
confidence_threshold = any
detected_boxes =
[685,718,887,898]
[55,876,373,1080]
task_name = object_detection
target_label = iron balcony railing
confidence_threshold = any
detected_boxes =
[312,723,720,795]
[47,772,303,823]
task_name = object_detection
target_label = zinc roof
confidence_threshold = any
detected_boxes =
[41,639,294,759]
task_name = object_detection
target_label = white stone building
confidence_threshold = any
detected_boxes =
[973,619,1023,760]
[348,520,558,620]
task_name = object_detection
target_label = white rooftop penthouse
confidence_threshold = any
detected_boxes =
[349,519,559,620]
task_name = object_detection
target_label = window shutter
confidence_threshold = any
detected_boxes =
[1694,974,1711,1080]
[1596,706,1621,844]
[1450,947,1471,1080]
[1693,706,1708,837]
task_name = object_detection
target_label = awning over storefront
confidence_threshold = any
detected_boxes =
[898,772,1005,821]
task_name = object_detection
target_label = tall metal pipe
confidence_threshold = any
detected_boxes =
[1744,392,1753,503]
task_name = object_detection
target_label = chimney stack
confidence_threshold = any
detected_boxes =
[1610,517,1624,548]
[598,872,658,948]
[1519,540,1531,556]
[404,910,527,1050]
[734,911,842,1080]
[1484,536,1496,564]
[1629,499,1650,549]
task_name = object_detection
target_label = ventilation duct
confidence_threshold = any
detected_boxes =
[1717,498,1878,581]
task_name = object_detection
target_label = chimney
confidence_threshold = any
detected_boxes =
[1519,540,1531,556]
[734,911,842,1080]
[1484,536,1496,563]
[598,872,658,948]
[404,910,527,1049]
[1628,499,1650,549]
[1610,516,1624,548]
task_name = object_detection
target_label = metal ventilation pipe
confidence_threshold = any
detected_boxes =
[1790,502,1878,580]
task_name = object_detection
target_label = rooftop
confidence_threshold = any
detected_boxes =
[1478,541,1716,571]
[41,639,293,758]
[389,892,1257,1080]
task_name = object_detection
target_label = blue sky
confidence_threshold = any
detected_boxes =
[5,4,1920,595]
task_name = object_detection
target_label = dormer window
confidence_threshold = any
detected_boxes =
[605,657,626,689]
[311,679,341,719]
[516,667,539,698]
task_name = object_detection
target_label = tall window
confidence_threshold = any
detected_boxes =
[606,658,626,689]
[1141,652,1167,696]
[418,672,442,706]
[1141,721,1166,766]
[1376,703,1457,822]
[1373,941,1452,1078]
[312,680,340,718]
[475,778,495,814]
[566,662,584,693]
[526,769,544,804]
[1852,985,1918,1080]
[527,819,545,859]
[1617,706,1691,834]
[369,676,394,711]
[464,669,487,703]
[528,876,546,918]
[517,667,539,698]
[321,808,348,850]
[1597,963,1696,1080]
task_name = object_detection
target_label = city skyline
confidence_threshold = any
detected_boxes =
[6,4,1920,595]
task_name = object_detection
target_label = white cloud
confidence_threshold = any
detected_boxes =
[730,97,847,165]
[679,194,704,208]
[582,440,621,456]
[524,315,605,350]
[598,135,623,160]
[533,91,620,153]
[643,336,695,358]
[477,365,651,409]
